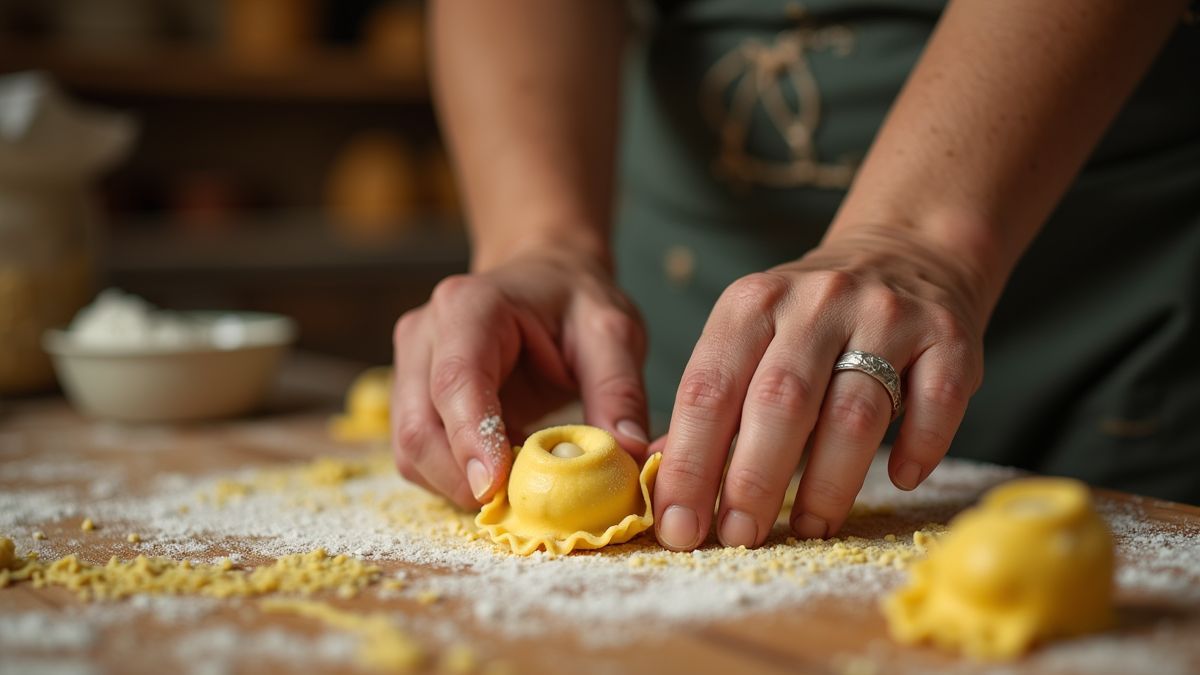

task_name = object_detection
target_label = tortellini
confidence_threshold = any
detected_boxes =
[883,477,1115,660]
[330,367,392,442]
[476,425,661,556]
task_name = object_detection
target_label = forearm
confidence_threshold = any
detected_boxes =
[429,0,627,272]
[829,0,1188,313]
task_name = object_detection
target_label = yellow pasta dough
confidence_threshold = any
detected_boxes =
[883,477,1115,660]
[476,425,661,556]
[330,367,392,442]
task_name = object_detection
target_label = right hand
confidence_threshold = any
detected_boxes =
[390,246,651,509]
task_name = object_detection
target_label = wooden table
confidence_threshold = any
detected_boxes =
[2,355,1199,675]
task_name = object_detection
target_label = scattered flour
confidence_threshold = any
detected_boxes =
[2,417,1198,674]
[172,626,359,675]
[0,612,97,651]
[0,659,98,675]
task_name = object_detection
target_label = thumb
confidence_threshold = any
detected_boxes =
[570,309,651,460]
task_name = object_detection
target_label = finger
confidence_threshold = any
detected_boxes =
[391,309,477,509]
[790,345,905,539]
[428,276,521,504]
[569,307,650,461]
[655,273,784,551]
[888,343,977,491]
[715,326,841,548]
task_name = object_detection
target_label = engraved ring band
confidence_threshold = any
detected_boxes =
[833,350,903,420]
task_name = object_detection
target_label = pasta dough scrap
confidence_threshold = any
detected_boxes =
[882,477,1114,660]
[476,425,661,556]
[330,367,392,442]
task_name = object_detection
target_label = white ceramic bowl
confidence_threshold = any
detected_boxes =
[43,312,297,423]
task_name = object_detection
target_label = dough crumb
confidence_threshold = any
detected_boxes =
[0,540,382,601]
[261,598,423,671]
[439,643,477,674]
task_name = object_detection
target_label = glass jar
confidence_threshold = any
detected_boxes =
[0,179,97,394]
[0,72,134,395]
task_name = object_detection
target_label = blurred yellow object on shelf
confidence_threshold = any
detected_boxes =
[330,367,392,443]
[882,477,1115,660]
[326,132,418,240]
[224,0,316,68]
[364,1,426,77]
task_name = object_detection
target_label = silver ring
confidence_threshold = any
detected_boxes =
[833,350,902,420]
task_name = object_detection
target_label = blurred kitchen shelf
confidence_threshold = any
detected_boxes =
[0,40,427,103]
[106,214,468,277]
[101,215,466,363]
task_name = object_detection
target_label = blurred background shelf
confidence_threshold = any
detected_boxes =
[0,40,428,103]
[107,215,467,275]
[0,0,459,374]
[105,214,468,365]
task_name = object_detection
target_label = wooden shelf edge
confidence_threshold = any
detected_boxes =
[104,214,468,274]
[0,40,428,103]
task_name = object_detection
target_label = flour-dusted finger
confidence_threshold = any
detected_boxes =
[428,275,522,503]
[392,307,477,509]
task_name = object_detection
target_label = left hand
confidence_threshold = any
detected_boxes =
[652,224,988,550]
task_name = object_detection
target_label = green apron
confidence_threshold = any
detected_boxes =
[615,0,1200,503]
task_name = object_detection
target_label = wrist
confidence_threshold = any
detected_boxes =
[823,210,1018,319]
[471,222,612,275]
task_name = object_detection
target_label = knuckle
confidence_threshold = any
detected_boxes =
[908,423,952,454]
[590,372,645,409]
[392,309,422,345]
[724,466,777,504]
[927,307,977,352]
[928,305,961,332]
[429,355,474,402]
[431,274,491,307]
[658,453,712,492]
[723,272,790,316]
[863,286,905,326]
[587,308,642,345]
[806,269,857,306]
[801,476,853,509]
[677,368,736,413]
[749,367,812,415]
[825,390,884,438]
[919,375,971,412]
[393,419,429,458]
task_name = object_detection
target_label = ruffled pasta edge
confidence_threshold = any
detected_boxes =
[475,452,662,557]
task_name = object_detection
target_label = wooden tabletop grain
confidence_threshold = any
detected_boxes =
[2,354,1198,675]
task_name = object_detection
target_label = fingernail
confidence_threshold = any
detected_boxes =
[658,505,700,550]
[895,460,924,491]
[615,419,648,444]
[792,513,828,540]
[466,459,491,500]
[718,509,757,548]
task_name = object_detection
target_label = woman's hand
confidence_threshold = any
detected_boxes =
[653,224,988,550]
[391,246,650,510]
[648,0,1184,550]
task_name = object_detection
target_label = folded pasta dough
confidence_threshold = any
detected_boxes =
[476,425,661,556]
[883,477,1115,660]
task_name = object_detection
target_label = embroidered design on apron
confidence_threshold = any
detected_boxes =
[701,7,856,189]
